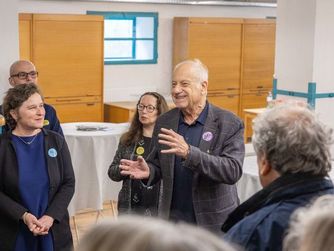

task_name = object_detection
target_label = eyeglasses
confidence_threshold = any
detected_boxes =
[10,71,38,80]
[137,104,156,113]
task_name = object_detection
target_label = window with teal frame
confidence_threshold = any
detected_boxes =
[87,11,158,64]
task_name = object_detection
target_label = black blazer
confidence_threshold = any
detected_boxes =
[0,129,75,251]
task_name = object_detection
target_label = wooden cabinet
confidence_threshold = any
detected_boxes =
[104,101,176,123]
[173,18,243,114]
[173,17,275,118]
[207,90,239,115]
[174,18,243,92]
[104,102,137,123]
[18,14,32,60]
[243,108,266,143]
[18,13,104,122]
[241,19,276,91]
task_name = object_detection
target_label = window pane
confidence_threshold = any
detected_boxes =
[105,19,133,38]
[105,40,133,58]
[136,17,154,38]
[136,40,154,60]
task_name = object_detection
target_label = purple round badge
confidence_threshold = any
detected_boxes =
[202,131,213,142]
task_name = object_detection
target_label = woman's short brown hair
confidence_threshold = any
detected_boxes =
[2,83,43,130]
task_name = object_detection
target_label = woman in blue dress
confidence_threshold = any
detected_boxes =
[0,83,75,251]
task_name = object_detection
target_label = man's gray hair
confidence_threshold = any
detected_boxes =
[252,104,332,176]
[174,59,209,83]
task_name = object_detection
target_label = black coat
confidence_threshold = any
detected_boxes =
[0,129,75,251]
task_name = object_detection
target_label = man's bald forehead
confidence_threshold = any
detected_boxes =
[10,60,36,75]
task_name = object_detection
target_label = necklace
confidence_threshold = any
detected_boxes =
[16,134,38,145]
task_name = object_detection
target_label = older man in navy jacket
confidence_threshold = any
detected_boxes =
[222,104,334,251]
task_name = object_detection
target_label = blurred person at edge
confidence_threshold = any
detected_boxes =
[0,60,63,136]
[119,59,245,234]
[0,83,75,251]
[222,104,334,251]
[77,215,238,251]
[283,194,334,251]
[108,92,169,215]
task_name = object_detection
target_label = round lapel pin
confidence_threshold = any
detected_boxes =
[202,131,213,142]
[43,119,50,126]
[136,146,145,155]
[48,148,57,157]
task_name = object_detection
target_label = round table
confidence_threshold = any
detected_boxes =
[61,122,129,216]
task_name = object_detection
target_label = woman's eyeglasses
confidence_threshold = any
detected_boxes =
[137,104,156,113]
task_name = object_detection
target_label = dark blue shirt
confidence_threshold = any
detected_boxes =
[44,104,63,136]
[12,132,54,251]
[170,103,209,224]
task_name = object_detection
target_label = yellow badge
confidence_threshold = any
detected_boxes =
[43,119,50,126]
[136,146,145,155]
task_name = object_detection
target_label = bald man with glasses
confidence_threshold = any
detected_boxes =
[1,60,63,136]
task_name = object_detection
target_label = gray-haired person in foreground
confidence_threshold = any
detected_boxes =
[284,194,334,251]
[222,103,334,251]
[77,216,237,251]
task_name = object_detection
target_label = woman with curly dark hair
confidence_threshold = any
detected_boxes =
[0,83,75,251]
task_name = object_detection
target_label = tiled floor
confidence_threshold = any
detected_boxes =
[70,201,118,249]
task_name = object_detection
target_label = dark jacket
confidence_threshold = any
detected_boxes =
[108,141,160,215]
[0,129,75,251]
[147,104,245,233]
[222,174,334,251]
[0,103,63,136]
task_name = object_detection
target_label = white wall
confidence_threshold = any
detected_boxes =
[0,0,19,99]
[274,0,316,93]
[312,0,334,131]
[18,0,276,102]
[275,0,334,157]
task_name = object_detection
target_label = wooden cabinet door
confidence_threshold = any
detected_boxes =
[31,14,104,98]
[207,91,240,115]
[187,18,243,92]
[241,90,268,141]
[19,14,32,60]
[46,95,103,122]
[51,102,102,122]
[242,19,276,90]
[240,90,268,119]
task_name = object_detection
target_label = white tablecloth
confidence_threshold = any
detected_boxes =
[237,154,334,203]
[61,122,129,216]
[237,155,262,203]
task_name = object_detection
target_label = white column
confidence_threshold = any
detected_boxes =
[0,0,19,99]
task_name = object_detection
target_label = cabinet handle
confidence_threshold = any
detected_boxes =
[86,103,95,106]
[56,98,81,102]
[257,85,264,89]
[208,93,225,97]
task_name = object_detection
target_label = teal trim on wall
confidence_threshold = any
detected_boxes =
[272,79,334,108]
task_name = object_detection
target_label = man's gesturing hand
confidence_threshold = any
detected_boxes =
[158,128,189,159]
